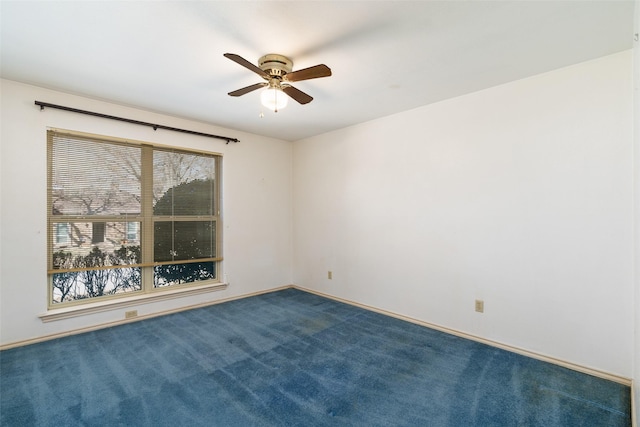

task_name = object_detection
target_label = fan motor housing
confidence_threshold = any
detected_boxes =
[259,54,293,77]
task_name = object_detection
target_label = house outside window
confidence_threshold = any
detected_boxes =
[47,129,222,307]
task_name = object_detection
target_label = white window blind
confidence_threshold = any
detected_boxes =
[47,130,222,306]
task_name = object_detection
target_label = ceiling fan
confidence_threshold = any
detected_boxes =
[224,53,332,111]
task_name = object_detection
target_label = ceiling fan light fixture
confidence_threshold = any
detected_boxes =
[261,87,288,112]
[225,53,331,110]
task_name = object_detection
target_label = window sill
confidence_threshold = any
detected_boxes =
[39,282,228,323]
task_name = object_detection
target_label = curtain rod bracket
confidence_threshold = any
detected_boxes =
[35,101,239,144]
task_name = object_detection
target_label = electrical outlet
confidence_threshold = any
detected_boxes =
[125,310,138,319]
[475,300,484,313]
[328,271,333,280]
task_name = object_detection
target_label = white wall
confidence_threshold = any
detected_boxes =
[633,1,640,423]
[0,79,293,346]
[293,51,634,378]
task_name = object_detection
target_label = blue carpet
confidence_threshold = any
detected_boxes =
[0,288,631,426]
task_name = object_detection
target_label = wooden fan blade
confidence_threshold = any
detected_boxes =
[228,82,267,97]
[282,85,313,104]
[283,64,332,82]
[224,53,270,79]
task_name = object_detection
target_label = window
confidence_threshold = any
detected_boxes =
[91,222,105,244]
[47,130,222,306]
[55,223,70,245]
[126,222,139,242]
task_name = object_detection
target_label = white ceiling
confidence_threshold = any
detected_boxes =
[1,1,634,142]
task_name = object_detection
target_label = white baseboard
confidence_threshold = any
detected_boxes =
[1,283,634,393]
[292,285,633,387]
[0,285,291,351]
[1,283,635,425]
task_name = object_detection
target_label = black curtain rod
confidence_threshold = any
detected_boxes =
[35,101,239,144]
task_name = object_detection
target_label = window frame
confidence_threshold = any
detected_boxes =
[47,129,223,309]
